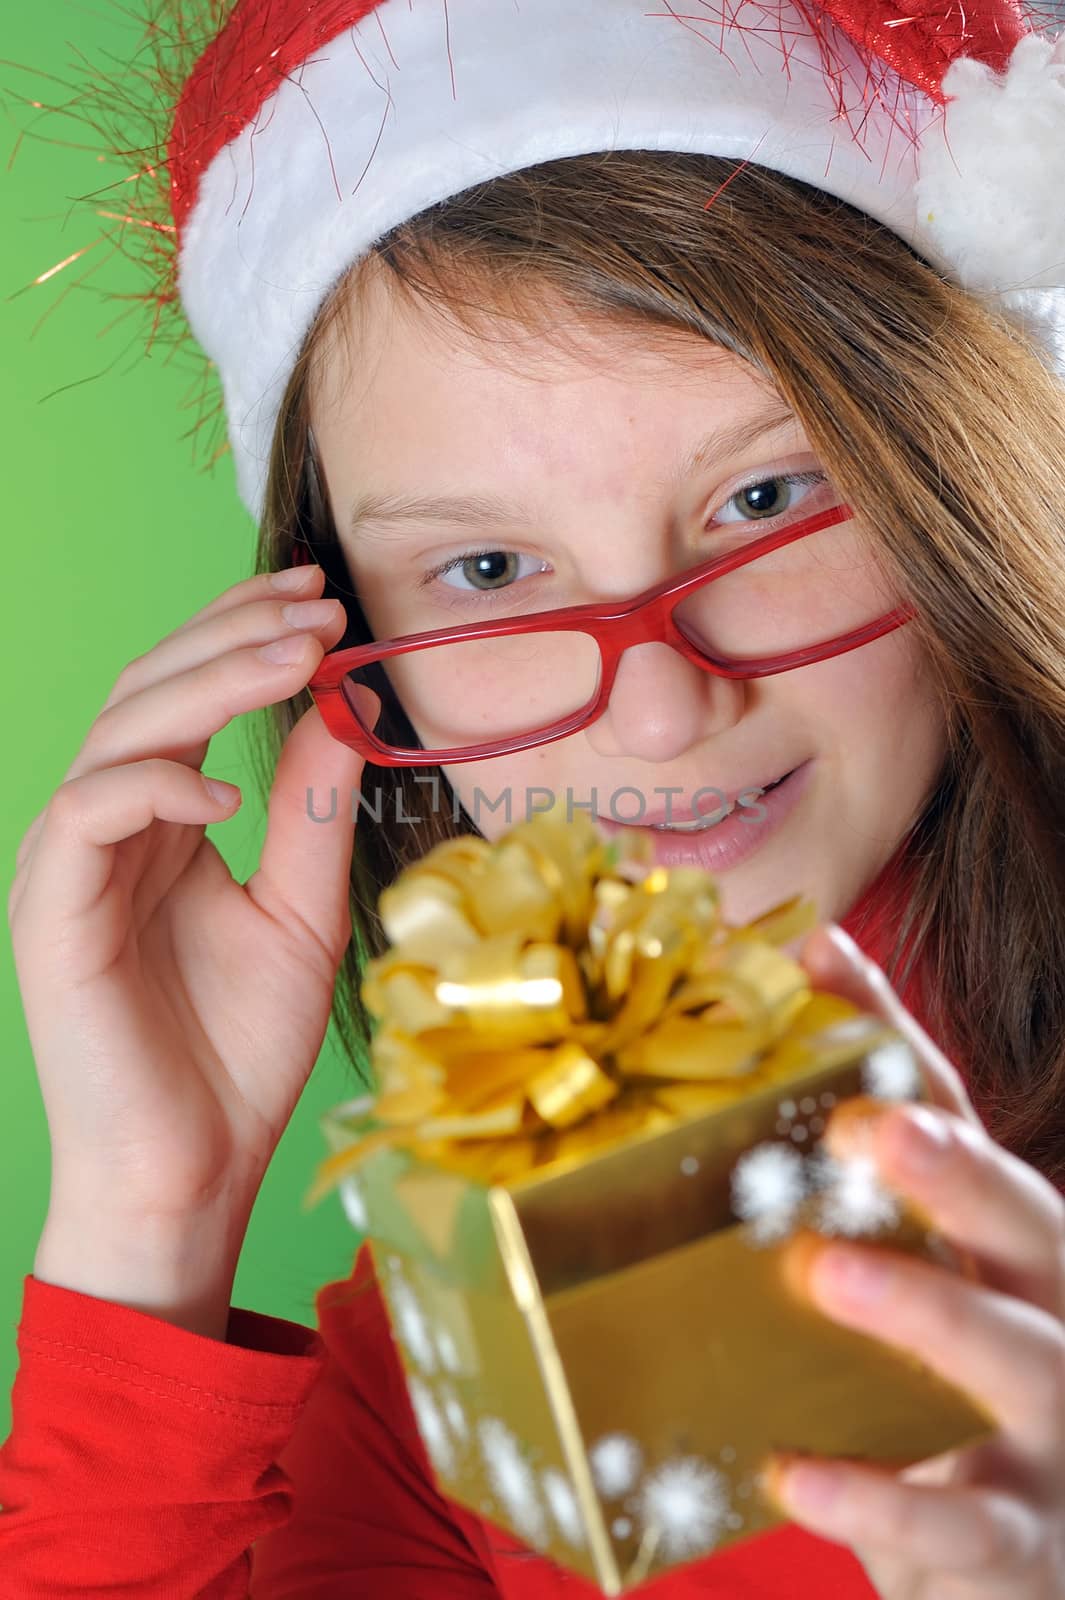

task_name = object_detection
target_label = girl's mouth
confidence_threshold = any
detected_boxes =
[648,769,795,832]
[594,762,815,875]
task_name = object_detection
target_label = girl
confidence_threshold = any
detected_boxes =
[3,0,1065,1595]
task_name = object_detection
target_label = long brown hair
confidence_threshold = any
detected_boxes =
[246,151,1065,1186]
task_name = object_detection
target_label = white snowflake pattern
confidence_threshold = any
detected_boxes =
[435,1324,462,1373]
[541,1467,586,1547]
[590,1433,644,1498]
[477,1418,549,1548]
[636,1456,731,1559]
[808,1148,902,1238]
[862,1040,921,1102]
[406,1376,455,1476]
[386,1272,438,1374]
[338,1175,368,1232]
[730,1142,807,1244]
[437,1381,470,1442]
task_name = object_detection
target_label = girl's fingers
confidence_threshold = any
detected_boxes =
[11,759,240,958]
[69,597,348,785]
[800,922,979,1126]
[825,1100,1065,1321]
[10,570,346,925]
[784,1236,1065,1452]
[763,1455,1043,1574]
[58,631,332,797]
[243,693,380,963]
[100,576,339,717]
[10,630,325,923]
[102,563,327,696]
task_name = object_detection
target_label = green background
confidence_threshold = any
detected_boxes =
[0,3,365,1443]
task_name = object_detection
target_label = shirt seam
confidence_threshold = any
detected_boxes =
[18,1335,318,1420]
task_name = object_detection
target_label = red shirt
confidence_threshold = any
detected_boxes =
[0,856,967,1597]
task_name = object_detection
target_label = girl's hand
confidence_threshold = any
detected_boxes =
[8,563,379,1248]
[763,924,1065,1599]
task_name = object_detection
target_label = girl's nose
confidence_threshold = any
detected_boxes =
[582,641,745,763]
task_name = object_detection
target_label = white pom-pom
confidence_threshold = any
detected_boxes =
[916,33,1065,294]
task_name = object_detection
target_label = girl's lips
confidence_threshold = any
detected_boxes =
[595,760,814,873]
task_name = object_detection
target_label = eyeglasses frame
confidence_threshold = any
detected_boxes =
[299,501,914,767]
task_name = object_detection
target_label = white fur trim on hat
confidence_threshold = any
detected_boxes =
[175,0,1065,523]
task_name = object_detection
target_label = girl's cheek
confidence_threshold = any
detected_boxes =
[443,751,563,837]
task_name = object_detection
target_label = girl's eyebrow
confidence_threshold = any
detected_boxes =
[347,399,801,538]
[668,397,799,488]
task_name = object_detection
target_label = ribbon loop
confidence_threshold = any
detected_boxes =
[308,805,839,1206]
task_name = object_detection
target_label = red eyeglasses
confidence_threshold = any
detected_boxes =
[299,501,914,767]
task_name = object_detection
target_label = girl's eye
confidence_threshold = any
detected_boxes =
[716,470,827,524]
[715,471,828,525]
[421,470,830,597]
[428,548,548,593]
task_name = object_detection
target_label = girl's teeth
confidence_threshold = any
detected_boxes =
[649,771,791,832]
[650,807,733,833]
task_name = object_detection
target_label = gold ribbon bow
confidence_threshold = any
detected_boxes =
[307,805,824,1205]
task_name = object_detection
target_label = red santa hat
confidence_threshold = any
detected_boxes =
[165,0,1065,521]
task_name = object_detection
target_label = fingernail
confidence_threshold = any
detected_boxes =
[824,923,864,963]
[824,1098,888,1158]
[259,634,311,664]
[280,599,337,628]
[900,1104,952,1174]
[775,1460,846,1516]
[203,777,238,806]
[812,1245,893,1305]
[270,564,318,591]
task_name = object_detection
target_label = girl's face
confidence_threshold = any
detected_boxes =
[310,270,948,926]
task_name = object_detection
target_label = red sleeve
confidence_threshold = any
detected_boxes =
[0,1248,877,1600]
[0,1250,503,1600]
[0,1273,327,1598]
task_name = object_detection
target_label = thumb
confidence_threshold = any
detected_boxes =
[247,690,381,957]
[800,922,979,1126]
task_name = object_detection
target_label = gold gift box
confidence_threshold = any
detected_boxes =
[311,813,993,1591]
